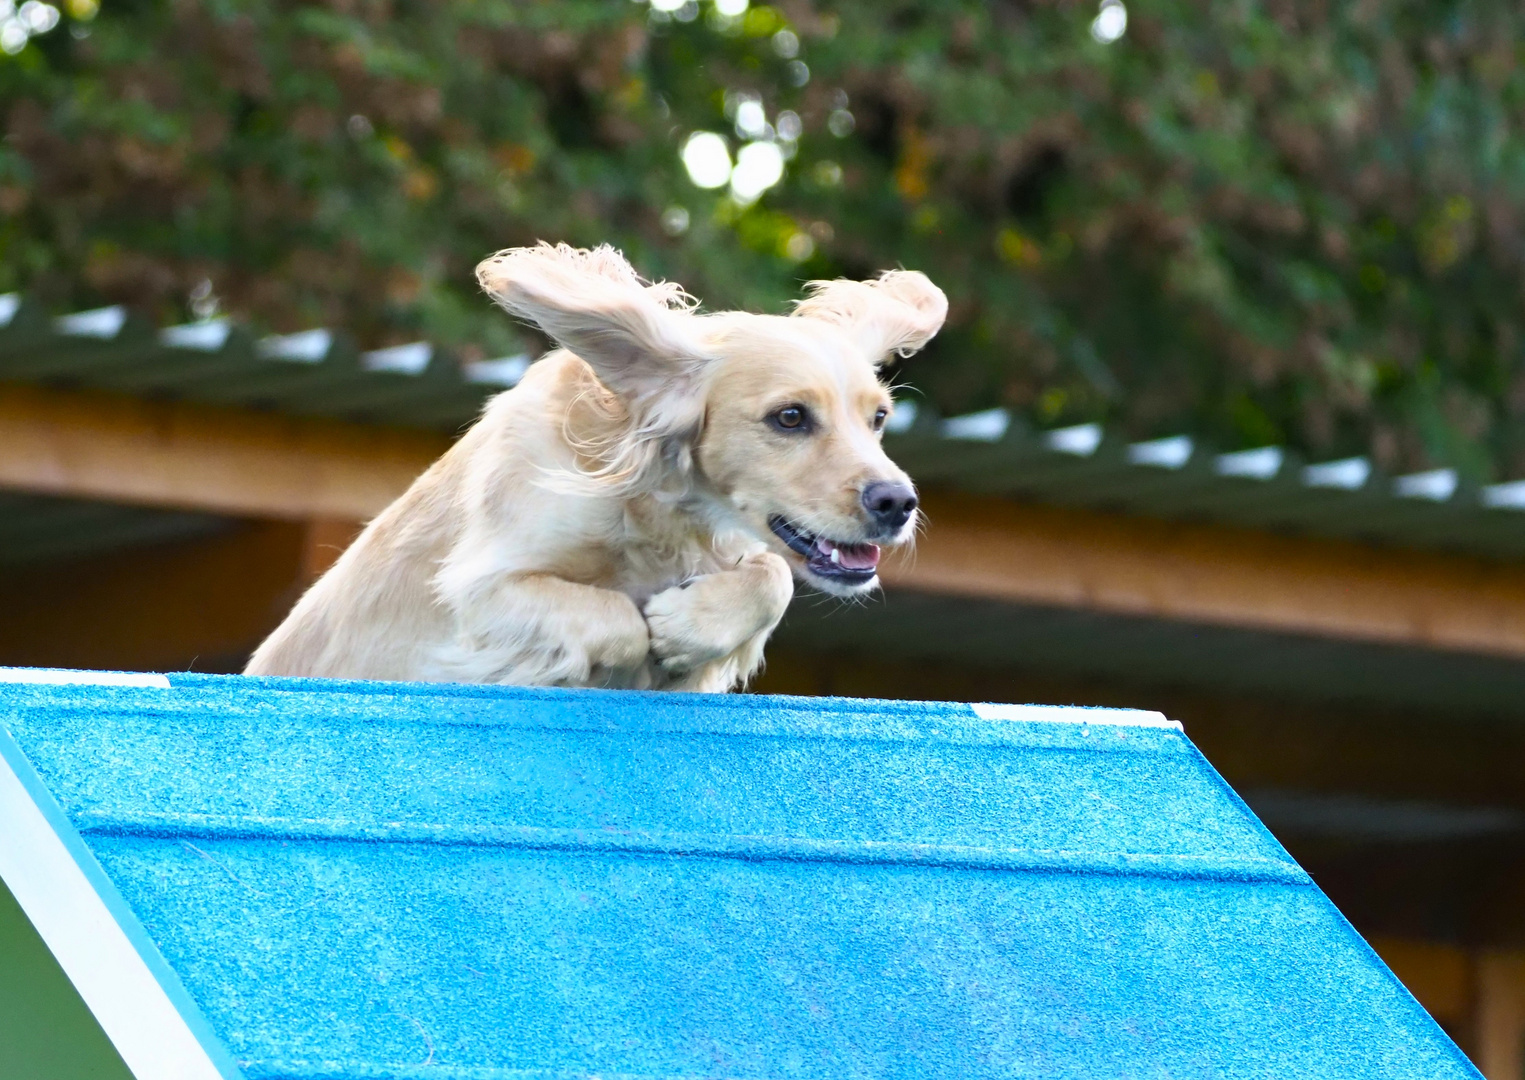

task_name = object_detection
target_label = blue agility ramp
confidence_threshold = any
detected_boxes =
[0,669,1477,1079]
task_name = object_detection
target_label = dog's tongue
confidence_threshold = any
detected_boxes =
[816,537,881,571]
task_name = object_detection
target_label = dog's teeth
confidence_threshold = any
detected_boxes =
[830,548,842,565]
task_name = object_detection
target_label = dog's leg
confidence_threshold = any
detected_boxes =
[440,574,652,687]
[643,552,793,690]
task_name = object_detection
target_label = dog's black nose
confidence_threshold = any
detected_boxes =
[861,481,918,531]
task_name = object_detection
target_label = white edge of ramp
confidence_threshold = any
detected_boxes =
[0,707,241,1080]
[0,667,172,688]
[971,702,1182,730]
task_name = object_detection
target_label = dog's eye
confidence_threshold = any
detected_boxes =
[872,407,889,431]
[770,405,809,432]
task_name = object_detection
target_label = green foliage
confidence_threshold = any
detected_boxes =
[6,0,1525,477]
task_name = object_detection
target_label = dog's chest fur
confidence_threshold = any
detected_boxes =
[604,493,762,606]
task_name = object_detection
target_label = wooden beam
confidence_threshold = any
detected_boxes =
[884,490,1525,660]
[0,383,448,521]
[4,382,1524,659]
[1476,953,1525,1080]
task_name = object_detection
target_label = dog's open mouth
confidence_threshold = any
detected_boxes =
[769,516,881,585]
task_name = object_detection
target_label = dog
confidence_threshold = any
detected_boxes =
[245,243,946,691]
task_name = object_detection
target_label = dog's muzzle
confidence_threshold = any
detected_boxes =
[768,516,881,586]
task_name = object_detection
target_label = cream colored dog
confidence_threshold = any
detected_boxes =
[246,244,945,691]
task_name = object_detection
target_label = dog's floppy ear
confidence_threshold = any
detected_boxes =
[792,270,948,364]
[476,243,712,406]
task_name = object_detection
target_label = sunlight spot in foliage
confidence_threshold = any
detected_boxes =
[730,140,784,202]
[19,0,56,32]
[64,0,92,18]
[1090,0,1126,44]
[812,160,842,187]
[708,6,744,34]
[661,206,690,236]
[784,232,814,261]
[743,5,781,36]
[827,109,855,137]
[713,0,748,15]
[189,278,219,322]
[734,98,768,140]
[650,0,686,12]
[772,29,798,58]
[1,0,58,53]
[682,132,733,189]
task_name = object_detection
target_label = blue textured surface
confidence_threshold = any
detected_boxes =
[0,674,1478,1079]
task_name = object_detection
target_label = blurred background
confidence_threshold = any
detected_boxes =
[3,0,1525,1071]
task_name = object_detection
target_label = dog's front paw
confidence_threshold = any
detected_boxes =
[736,551,794,624]
[643,555,794,678]
[643,583,727,677]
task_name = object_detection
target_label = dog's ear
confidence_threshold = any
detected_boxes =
[792,270,948,364]
[476,243,712,406]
